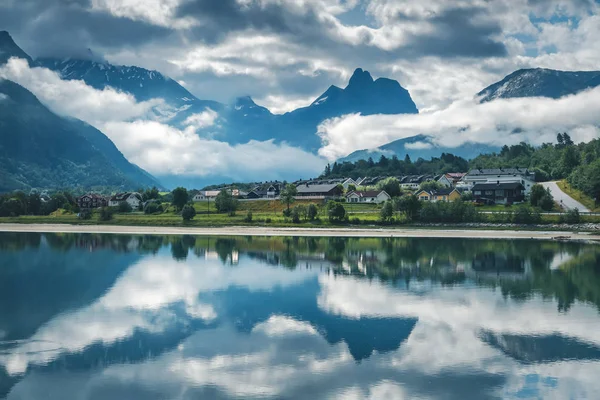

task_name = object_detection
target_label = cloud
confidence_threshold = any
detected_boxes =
[0,57,325,182]
[0,57,160,125]
[317,87,600,160]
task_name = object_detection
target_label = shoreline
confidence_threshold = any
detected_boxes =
[1,223,599,241]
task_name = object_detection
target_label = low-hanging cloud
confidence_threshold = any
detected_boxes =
[0,57,325,182]
[317,87,600,160]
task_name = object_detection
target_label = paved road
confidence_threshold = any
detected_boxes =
[540,181,590,212]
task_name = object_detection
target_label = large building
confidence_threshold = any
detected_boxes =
[296,183,343,199]
[461,168,536,194]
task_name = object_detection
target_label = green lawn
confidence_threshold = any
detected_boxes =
[557,180,600,212]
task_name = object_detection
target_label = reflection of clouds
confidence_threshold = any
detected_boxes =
[318,275,600,346]
[254,315,318,337]
[1,254,318,376]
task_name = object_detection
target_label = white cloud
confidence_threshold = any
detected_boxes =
[0,92,8,101]
[90,0,197,29]
[317,87,600,160]
[0,57,326,181]
[0,58,160,125]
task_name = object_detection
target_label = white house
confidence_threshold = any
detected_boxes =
[346,190,391,204]
[193,190,220,202]
[462,168,536,194]
[341,178,358,190]
[437,174,454,188]
[109,192,142,208]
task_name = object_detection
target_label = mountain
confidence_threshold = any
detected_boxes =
[341,135,499,163]
[278,68,419,150]
[478,68,600,102]
[0,79,162,191]
[0,31,32,65]
[37,57,419,150]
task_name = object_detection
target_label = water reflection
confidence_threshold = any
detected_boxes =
[1,233,600,399]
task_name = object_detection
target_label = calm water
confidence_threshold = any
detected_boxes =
[1,233,600,399]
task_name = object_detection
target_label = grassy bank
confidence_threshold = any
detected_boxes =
[557,180,600,212]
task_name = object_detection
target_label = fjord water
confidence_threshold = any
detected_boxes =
[1,234,599,399]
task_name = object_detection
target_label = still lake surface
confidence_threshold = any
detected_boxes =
[1,233,600,399]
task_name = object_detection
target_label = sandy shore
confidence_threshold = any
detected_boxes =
[0,223,599,241]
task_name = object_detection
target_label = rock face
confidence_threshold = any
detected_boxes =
[477,68,600,102]
[0,79,162,191]
[0,30,33,65]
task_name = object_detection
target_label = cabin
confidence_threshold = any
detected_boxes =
[247,183,281,199]
[77,194,108,209]
[296,183,343,199]
[108,192,142,208]
[471,182,525,205]
[346,190,391,204]
[462,168,535,194]
[415,188,461,202]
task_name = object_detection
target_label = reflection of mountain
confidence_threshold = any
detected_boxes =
[217,278,418,361]
[481,331,600,364]
[0,236,141,341]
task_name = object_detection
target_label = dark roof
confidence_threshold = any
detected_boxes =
[296,183,340,194]
[79,193,106,200]
[110,192,141,201]
[472,182,525,190]
[467,168,533,177]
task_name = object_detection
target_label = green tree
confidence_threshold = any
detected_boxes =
[144,202,163,214]
[78,209,92,220]
[215,190,238,215]
[307,204,319,221]
[171,187,189,211]
[395,195,421,221]
[181,205,196,221]
[99,207,114,221]
[347,184,357,193]
[530,184,547,207]
[419,180,443,192]
[27,193,42,215]
[244,210,253,223]
[327,202,346,222]
[378,177,401,198]
[280,184,298,213]
[380,201,394,223]
[539,189,555,211]
[118,201,133,213]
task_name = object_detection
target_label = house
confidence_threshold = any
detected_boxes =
[437,175,454,188]
[415,188,461,202]
[341,178,358,190]
[77,193,108,209]
[445,172,467,185]
[462,168,536,194]
[296,183,343,199]
[399,175,435,190]
[108,192,142,208]
[247,183,282,199]
[471,182,525,205]
[346,190,391,204]
[193,190,221,201]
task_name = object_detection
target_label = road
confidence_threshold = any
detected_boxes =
[540,181,590,212]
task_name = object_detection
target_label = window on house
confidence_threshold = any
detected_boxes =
[474,191,481,195]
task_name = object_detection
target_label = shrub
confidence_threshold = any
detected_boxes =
[265,217,272,223]
[78,209,92,220]
[181,205,196,221]
[327,202,346,222]
[351,217,361,225]
[307,204,318,221]
[282,208,292,218]
[244,210,253,223]
[379,201,394,222]
[513,206,541,224]
[144,202,163,214]
[291,208,301,223]
[561,208,581,224]
[99,207,114,221]
[118,201,133,213]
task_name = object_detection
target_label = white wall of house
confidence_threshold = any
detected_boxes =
[346,191,390,204]
[461,175,535,194]
[437,175,453,188]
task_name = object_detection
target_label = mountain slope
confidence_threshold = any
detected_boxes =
[341,135,499,163]
[478,68,600,102]
[0,79,161,191]
[0,31,32,65]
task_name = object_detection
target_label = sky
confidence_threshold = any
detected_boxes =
[1,0,600,184]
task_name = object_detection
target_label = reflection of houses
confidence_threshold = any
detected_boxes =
[468,252,532,280]
[472,182,525,205]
